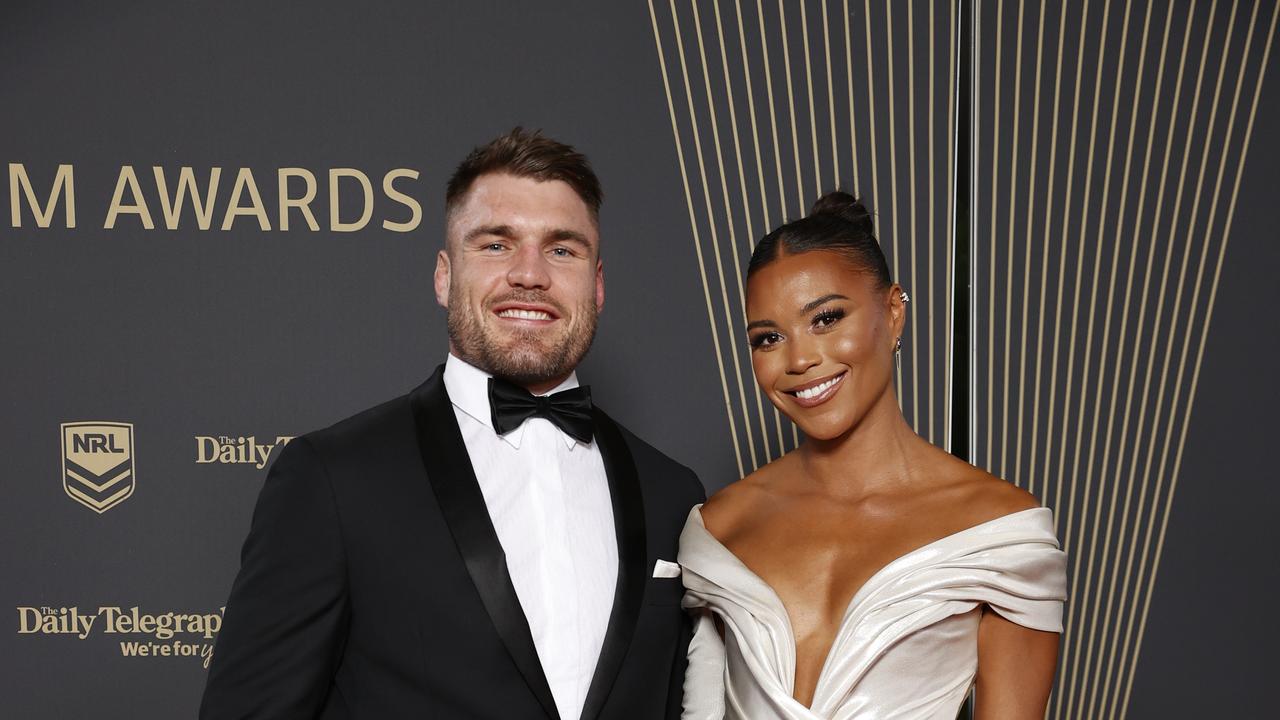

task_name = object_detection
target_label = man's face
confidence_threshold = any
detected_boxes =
[435,172,604,391]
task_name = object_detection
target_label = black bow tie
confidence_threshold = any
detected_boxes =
[488,377,594,444]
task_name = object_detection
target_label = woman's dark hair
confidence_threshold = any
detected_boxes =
[746,191,891,288]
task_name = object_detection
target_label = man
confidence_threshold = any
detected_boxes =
[200,128,705,720]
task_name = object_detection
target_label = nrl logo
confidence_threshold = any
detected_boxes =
[61,422,135,513]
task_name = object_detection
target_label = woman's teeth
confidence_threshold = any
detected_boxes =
[793,375,842,399]
[498,309,552,320]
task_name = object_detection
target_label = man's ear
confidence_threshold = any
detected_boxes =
[595,258,605,312]
[434,250,451,308]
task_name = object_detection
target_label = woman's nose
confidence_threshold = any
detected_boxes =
[785,334,821,375]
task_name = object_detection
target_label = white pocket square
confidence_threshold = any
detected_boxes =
[652,559,682,578]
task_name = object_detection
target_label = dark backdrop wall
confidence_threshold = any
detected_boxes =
[1,2,1275,719]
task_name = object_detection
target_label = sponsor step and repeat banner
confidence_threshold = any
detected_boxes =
[4,2,1279,718]
[24,426,280,666]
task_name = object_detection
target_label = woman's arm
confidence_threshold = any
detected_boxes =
[682,609,727,720]
[974,606,1061,719]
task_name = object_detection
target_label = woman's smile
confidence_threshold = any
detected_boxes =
[781,370,848,408]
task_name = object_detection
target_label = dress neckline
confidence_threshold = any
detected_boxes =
[686,504,1050,711]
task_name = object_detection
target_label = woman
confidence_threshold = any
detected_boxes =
[679,192,1067,719]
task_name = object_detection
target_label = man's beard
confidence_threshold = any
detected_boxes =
[447,287,598,387]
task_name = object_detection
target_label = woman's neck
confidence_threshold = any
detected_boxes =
[795,390,924,500]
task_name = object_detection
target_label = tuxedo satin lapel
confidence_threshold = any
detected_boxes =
[410,366,559,720]
[579,408,646,720]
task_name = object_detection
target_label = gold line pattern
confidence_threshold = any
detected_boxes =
[651,1,1275,715]
[974,1,1276,717]
[650,0,955,475]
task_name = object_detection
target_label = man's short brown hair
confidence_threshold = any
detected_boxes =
[445,127,603,222]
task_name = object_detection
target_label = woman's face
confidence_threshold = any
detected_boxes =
[745,250,905,441]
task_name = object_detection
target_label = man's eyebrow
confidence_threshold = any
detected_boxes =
[801,293,849,313]
[548,228,590,246]
[464,224,516,243]
[745,319,778,331]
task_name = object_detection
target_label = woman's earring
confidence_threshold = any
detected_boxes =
[895,337,902,370]
[900,290,911,304]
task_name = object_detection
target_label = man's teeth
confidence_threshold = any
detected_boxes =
[498,309,552,321]
[794,375,841,399]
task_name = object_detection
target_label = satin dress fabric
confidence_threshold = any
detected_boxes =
[678,506,1067,720]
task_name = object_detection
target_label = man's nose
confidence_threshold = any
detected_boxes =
[506,244,551,289]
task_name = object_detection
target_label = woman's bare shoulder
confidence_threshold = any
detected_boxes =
[700,454,797,541]
[956,467,1041,518]
[923,452,1043,528]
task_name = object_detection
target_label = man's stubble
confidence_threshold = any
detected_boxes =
[447,284,599,387]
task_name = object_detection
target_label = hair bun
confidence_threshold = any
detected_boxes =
[809,191,874,234]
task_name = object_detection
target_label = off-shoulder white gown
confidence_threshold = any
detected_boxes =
[678,505,1067,720]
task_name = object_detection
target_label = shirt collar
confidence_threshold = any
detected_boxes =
[442,353,583,450]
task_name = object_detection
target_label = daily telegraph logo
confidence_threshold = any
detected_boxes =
[61,422,134,513]
[196,435,294,469]
[17,605,223,668]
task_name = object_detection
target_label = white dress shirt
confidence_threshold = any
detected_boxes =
[443,354,617,720]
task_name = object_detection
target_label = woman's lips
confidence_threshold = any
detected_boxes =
[783,371,847,408]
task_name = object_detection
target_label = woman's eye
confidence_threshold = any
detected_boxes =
[813,309,845,328]
[749,332,782,349]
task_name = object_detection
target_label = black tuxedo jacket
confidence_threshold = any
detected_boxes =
[200,366,705,720]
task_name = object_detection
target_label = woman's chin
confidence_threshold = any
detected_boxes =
[786,416,855,443]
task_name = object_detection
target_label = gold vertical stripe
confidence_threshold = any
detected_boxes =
[709,0,776,464]
[863,0,882,305]
[754,0,796,452]
[1092,5,1182,712]
[1050,0,1109,712]
[885,0,905,400]
[844,0,861,196]
[776,0,808,214]
[986,0,1004,474]
[969,0,981,466]
[907,0,922,434]
[1061,0,1139,713]
[944,0,957,452]
[1080,2,1172,712]
[1119,2,1266,715]
[1026,0,1068,506]
[647,0,746,478]
[1012,0,1045,495]
[1106,1,1220,712]
[927,0,937,446]
[688,0,762,472]
[797,1,823,193]
[1059,0,1131,712]
[1120,6,1276,713]
[731,0,791,455]
[999,0,1026,483]
[1042,0,1093,551]
[775,0,804,449]
[1076,3,1160,716]
[821,1,839,184]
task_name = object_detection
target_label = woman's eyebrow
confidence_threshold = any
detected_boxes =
[801,293,850,313]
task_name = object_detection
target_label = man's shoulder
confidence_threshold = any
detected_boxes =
[295,385,420,460]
